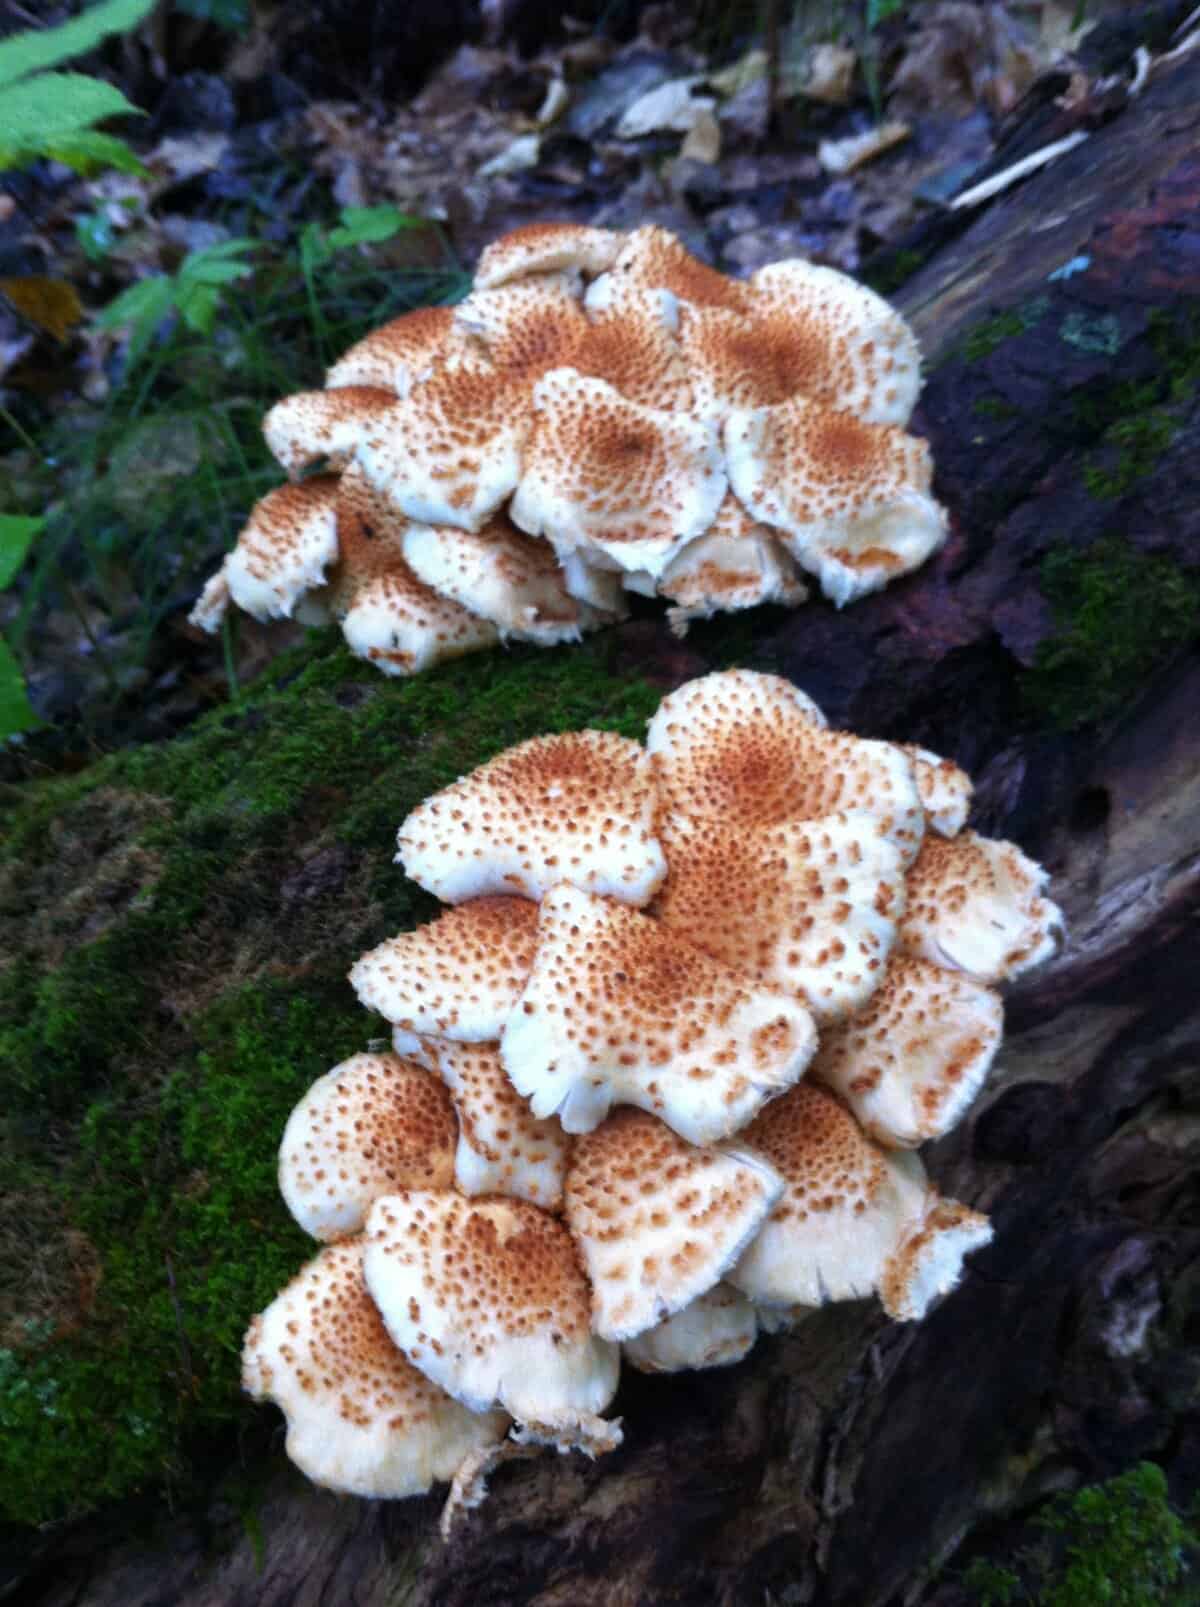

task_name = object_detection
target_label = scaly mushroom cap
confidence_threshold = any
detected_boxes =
[907,745,973,837]
[501,883,817,1144]
[564,1107,783,1340]
[434,1038,571,1210]
[676,304,794,420]
[587,224,750,314]
[647,669,924,863]
[349,896,539,1043]
[878,1198,994,1322]
[401,514,607,645]
[564,289,694,413]
[899,830,1066,984]
[659,493,808,635]
[364,1190,621,1451]
[453,274,589,379]
[326,305,477,395]
[188,475,341,633]
[262,386,396,478]
[355,361,530,532]
[278,1051,458,1241]
[622,1283,759,1374]
[747,258,923,427]
[653,810,905,1024]
[473,221,622,290]
[730,1083,990,1319]
[396,729,666,906]
[242,1239,508,1498]
[724,396,947,607]
[510,368,726,581]
[810,955,1003,1147]
[328,466,499,675]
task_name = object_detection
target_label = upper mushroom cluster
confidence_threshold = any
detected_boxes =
[244,670,1064,1530]
[191,222,948,671]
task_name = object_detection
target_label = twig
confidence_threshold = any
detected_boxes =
[950,131,1090,211]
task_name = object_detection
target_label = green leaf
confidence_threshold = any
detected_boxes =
[0,513,44,588]
[325,204,415,251]
[0,0,156,90]
[175,280,220,335]
[94,276,173,332]
[177,240,257,287]
[298,221,332,274]
[41,129,148,177]
[0,73,143,148]
[179,258,254,288]
[0,635,38,740]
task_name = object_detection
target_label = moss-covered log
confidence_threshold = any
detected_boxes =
[4,44,1200,1607]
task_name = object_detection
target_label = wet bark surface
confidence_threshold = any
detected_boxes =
[17,47,1200,1607]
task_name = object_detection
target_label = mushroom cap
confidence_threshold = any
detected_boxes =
[188,567,231,633]
[622,1283,759,1374]
[434,1038,571,1210]
[401,515,604,645]
[473,222,622,290]
[509,368,726,582]
[355,361,530,532]
[326,305,476,395]
[363,1190,620,1447]
[899,830,1066,984]
[564,1107,783,1340]
[213,475,341,626]
[879,1198,994,1322]
[453,273,589,379]
[396,728,666,906]
[907,745,974,838]
[810,955,1004,1147]
[647,669,924,863]
[728,1082,933,1308]
[329,465,499,676]
[747,258,923,427]
[556,549,629,614]
[564,288,694,413]
[587,225,750,314]
[659,493,808,634]
[501,883,817,1144]
[676,303,793,421]
[278,1051,458,1241]
[262,386,396,478]
[242,1239,508,1498]
[723,396,947,607]
[349,896,539,1043]
[653,809,905,1024]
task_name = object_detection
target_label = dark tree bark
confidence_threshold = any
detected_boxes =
[16,46,1200,1607]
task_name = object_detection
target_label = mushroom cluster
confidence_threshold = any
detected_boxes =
[191,222,948,670]
[244,669,1064,1530]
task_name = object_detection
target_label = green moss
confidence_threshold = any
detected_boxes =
[861,246,928,298]
[960,297,1051,363]
[0,982,361,1525]
[1023,538,1200,729]
[0,630,661,1527]
[963,1461,1200,1605]
[1073,310,1200,500]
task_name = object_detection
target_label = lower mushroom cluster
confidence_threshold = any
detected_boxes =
[243,670,1064,1532]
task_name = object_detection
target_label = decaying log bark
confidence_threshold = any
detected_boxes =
[17,47,1200,1607]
